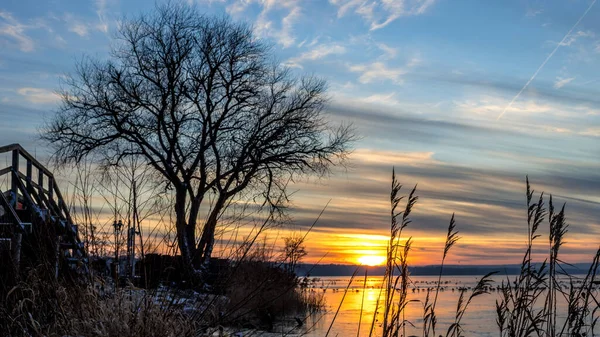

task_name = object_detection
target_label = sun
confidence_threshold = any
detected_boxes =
[358,255,386,266]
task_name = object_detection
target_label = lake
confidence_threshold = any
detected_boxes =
[296,275,498,337]
[261,273,596,337]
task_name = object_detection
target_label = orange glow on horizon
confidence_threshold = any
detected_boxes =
[358,255,386,266]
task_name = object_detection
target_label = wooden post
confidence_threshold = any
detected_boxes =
[48,177,54,202]
[38,168,44,191]
[26,160,32,191]
[38,169,45,211]
[11,150,18,208]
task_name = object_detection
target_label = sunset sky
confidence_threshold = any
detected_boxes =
[1,0,599,266]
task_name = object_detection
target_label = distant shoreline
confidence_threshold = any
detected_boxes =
[295,263,595,277]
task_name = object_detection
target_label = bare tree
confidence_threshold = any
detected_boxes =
[42,3,354,278]
[282,235,307,274]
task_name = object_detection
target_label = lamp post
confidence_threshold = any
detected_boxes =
[112,219,123,281]
[127,225,140,279]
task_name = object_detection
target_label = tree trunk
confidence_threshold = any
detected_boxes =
[196,196,226,269]
[174,187,196,277]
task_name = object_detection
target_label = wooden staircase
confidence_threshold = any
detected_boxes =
[0,144,87,278]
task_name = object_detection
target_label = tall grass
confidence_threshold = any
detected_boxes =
[362,170,494,337]
[496,177,600,337]
[423,214,459,337]
[365,173,599,337]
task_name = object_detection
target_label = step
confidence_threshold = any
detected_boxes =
[60,241,85,250]
[0,238,10,251]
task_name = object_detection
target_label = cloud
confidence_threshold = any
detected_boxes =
[61,13,91,37]
[526,8,543,17]
[352,148,435,165]
[194,0,226,4]
[330,0,363,17]
[228,0,301,48]
[95,0,109,33]
[421,69,600,107]
[286,43,346,68]
[58,7,111,39]
[349,57,420,84]
[330,0,437,30]
[456,96,554,118]
[376,42,398,59]
[543,126,572,134]
[453,93,600,137]
[271,6,301,48]
[54,34,67,46]
[69,22,89,37]
[225,0,251,16]
[328,98,599,167]
[356,92,401,106]
[553,76,575,89]
[558,30,594,47]
[0,11,35,52]
[17,87,60,104]
[580,128,600,137]
[349,62,407,84]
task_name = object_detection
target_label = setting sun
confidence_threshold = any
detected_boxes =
[358,255,386,266]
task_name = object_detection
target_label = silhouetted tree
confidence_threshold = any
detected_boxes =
[43,4,353,278]
[282,235,307,274]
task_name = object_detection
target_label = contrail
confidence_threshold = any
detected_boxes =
[497,0,597,120]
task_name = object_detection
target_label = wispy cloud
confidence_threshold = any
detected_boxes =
[194,0,226,4]
[580,128,600,137]
[553,76,575,89]
[543,126,572,134]
[357,92,402,106]
[17,87,60,104]
[331,0,363,17]
[0,11,35,52]
[352,148,435,165]
[457,96,554,119]
[95,0,109,33]
[376,42,398,59]
[349,57,420,84]
[228,0,302,48]
[558,30,595,46]
[68,22,89,37]
[526,8,543,17]
[286,42,346,68]
[330,0,437,30]
[270,6,301,47]
[225,0,250,16]
[59,7,111,39]
[349,62,407,84]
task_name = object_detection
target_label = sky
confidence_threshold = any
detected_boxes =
[0,0,599,266]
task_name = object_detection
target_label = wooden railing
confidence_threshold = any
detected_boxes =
[0,144,86,273]
[0,144,73,224]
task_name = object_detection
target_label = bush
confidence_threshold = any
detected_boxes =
[218,260,323,331]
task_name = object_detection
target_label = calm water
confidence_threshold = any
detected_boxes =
[298,275,498,337]
[267,274,596,337]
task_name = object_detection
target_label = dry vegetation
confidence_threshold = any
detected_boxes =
[1,268,196,336]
